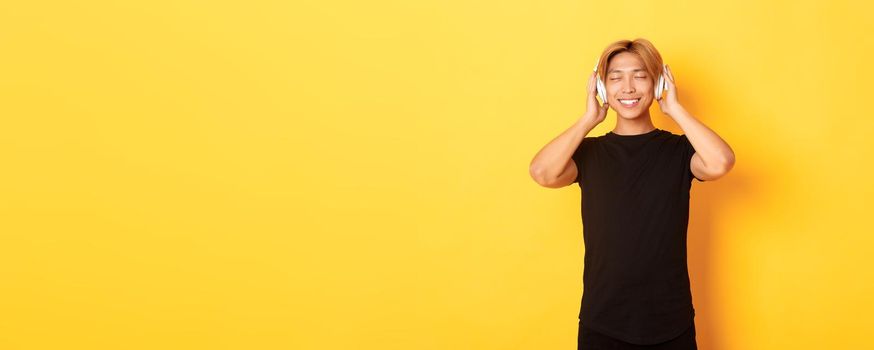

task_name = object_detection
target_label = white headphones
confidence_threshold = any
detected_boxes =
[593,57,668,104]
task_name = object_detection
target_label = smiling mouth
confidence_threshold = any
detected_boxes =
[618,98,640,107]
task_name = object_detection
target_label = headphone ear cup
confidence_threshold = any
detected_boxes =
[655,74,664,100]
[593,59,607,104]
[596,77,607,104]
[660,64,669,100]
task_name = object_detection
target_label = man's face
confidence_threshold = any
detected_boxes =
[605,52,655,120]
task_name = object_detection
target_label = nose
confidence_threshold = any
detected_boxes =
[621,80,636,94]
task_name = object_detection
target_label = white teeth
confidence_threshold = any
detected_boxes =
[619,99,640,105]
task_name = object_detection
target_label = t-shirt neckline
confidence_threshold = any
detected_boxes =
[606,128,661,138]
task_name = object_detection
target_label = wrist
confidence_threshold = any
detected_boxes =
[665,104,686,118]
[577,116,598,131]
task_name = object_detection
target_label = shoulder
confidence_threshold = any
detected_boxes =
[657,129,684,139]
[579,134,605,149]
[648,131,695,158]
[573,134,604,160]
[656,130,691,145]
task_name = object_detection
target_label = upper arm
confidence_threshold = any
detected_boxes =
[689,152,710,181]
[544,159,578,188]
[681,134,707,182]
[544,137,588,188]
[690,151,734,181]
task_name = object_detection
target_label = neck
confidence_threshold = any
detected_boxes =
[611,112,656,135]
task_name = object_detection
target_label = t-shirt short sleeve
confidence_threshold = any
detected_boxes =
[572,137,593,185]
[680,134,705,182]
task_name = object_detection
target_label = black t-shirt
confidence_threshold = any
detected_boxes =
[572,128,704,345]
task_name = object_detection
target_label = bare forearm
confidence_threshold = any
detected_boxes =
[669,106,735,171]
[529,117,597,183]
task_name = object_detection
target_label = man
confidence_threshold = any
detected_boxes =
[528,38,735,349]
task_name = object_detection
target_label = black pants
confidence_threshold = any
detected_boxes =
[578,320,697,350]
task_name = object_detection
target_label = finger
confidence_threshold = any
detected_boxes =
[663,67,675,91]
[665,65,675,83]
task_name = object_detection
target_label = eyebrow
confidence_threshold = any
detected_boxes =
[608,68,647,74]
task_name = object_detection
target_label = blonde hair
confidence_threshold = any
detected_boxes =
[597,38,664,88]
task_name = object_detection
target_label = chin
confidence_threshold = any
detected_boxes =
[612,100,654,119]
[616,113,643,120]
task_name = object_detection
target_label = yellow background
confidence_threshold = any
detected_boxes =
[1,0,872,349]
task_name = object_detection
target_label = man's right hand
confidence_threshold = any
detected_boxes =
[582,70,609,126]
